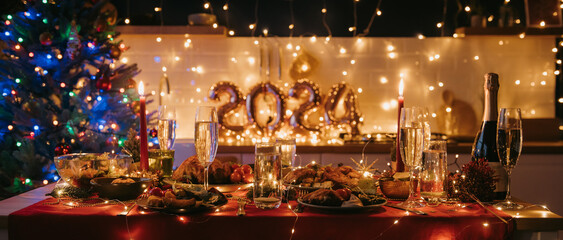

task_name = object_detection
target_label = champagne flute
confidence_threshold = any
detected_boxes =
[494,108,523,210]
[398,107,426,208]
[158,105,176,150]
[195,106,219,191]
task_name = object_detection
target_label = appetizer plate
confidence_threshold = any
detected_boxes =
[163,178,252,193]
[137,197,226,214]
[297,198,387,212]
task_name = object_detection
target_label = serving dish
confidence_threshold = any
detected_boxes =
[90,177,152,201]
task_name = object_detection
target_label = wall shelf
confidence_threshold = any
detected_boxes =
[115,25,227,35]
[455,27,563,36]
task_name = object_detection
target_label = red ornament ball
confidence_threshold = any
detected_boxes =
[96,74,112,91]
[54,143,72,156]
[39,32,53,46]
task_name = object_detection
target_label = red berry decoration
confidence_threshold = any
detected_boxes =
[54,142,72,156]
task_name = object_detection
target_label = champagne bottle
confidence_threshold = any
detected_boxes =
[471,73,508,200]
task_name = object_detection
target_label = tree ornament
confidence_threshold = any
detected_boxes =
[94,17,108,33]
[65,20,81,60]
[95,73,111,91]
[149,128,158,138]
[127,78,136,89]
[39,32,53,46]
[54,142,72,156]
[109,45,121,59]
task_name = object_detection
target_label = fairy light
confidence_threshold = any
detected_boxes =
[519,33,525,39]
[340,47,347,54]
[249,24,255,30]
[417,34,425,40]
[213,23,218,28]
[446,107,452,113]
[321,8,327,13]
[436,22,443,28]
[156,37,162,42]
[540,80,547,85]
[540,21,546,27]
[464,6,470,12]
[559,98,563,103]
[121,57,128,64]
[228,30,235,36]
[14,44,20,50]
[393,220,399,224]
[376,9,382,16]
[428,86,435,91]
[431,113,437,118]
[154,7,161,12]
[350,59,356,64]
[388,52,397,59]
[310,36,317,42]
[223,4,228,10]
[289,24,294,30]
[474,56,480,60]
[162,66,167,72]
[438,82,444,87]
[7,125,13,131]
[204,2,210,9]
[543,71,548,76]
[552,47,558,53]
[342,71,348,76]
[380,77,388,84]
[387,45,395,51]
[124,18,130,24]
[57,54,63,59]
[483,222,489,227]
[515,80,520,85]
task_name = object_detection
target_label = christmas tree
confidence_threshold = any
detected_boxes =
[0,0,144,195]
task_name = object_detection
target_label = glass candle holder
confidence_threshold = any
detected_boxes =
[276,138,296,168]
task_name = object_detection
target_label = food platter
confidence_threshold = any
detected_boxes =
[137,197,226,214]
[297,198,387,212]
[163,178,252,193]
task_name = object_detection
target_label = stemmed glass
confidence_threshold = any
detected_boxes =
[398,107,426,208]
[158,105,176,150]
[195,106,219,191]
[494,108,523,210]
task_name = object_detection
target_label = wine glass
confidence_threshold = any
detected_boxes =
[494,108,523,210]
[398,107,426,208]
[158,105,176,151]
[195,106,219,191]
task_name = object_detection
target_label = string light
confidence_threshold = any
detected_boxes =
[540,21,546,27]
[474,55,480,60]
[515,80,520,85]
[376,9,382,16]
[124,18,130,24]
[204,2,210,9]
[436,22,443,28]
[464,6,470,12]
[249,24,255,30]
[228,30,235,36]
[417,34,425,39]
[156,37,162,42]
[223,4,228,10]
[7,125,13,131]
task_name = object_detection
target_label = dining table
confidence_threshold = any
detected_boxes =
[7,184,562,240]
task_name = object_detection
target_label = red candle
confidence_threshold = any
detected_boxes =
[138,81,149,171]
[395,79,405,172]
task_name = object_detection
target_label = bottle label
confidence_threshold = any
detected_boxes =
[488,162,508,192]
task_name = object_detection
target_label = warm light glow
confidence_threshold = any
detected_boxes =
[358,88,363,93]
[387,45,395,51]
[156,37,162,42]
[342,71,348,76]
[438,82,444,87]
[204,2,210,9]
[154,7,161,12]
[540,21,546,27]
[543,71,548,76]
[388,52,397,59]
[124,18,130,24]
[249,24,255,30]
[162,66,167,72]
[289,24,294,30]
[380,77,388,84]
[474,56,480,60]
[428,86,435,91]
[552,47,558,53]
[321,8,327,13]
[310,36,317,42]
[464,6,470,12]
[213,23,218,29]
[376,9,382,16]
[488,15,494,22]
[350,59,356,64]
[53,120,59,126]
[138,81,145,95]
[483,222,489,227]
[515,80,520,85]
[519,33,525,39]
[540,81,546,85]
[228,30,235,36]
[436,22,443,28]
[399,79,404,96]
[446,107,452,112]
[340,47,347,54]
[558,98,563,103]
[417,34,425,39]
[223,4,228,10]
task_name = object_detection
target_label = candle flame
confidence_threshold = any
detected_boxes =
[399,79,404,96]
[138,81,145,95]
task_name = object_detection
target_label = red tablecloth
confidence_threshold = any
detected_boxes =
[9,198,513,240]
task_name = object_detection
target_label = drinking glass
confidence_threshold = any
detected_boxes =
[254,142,282,209]
[158,105,176,151]
[421,140,447,205]
[494,108,523,210]
[398,107,426,208]
[195,106,219,191]
[276,138,296,168]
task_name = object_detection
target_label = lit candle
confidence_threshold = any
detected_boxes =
[138,81,149,171]
[396,79,405,172]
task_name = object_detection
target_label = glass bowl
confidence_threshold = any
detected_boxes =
[54,153,133,188]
